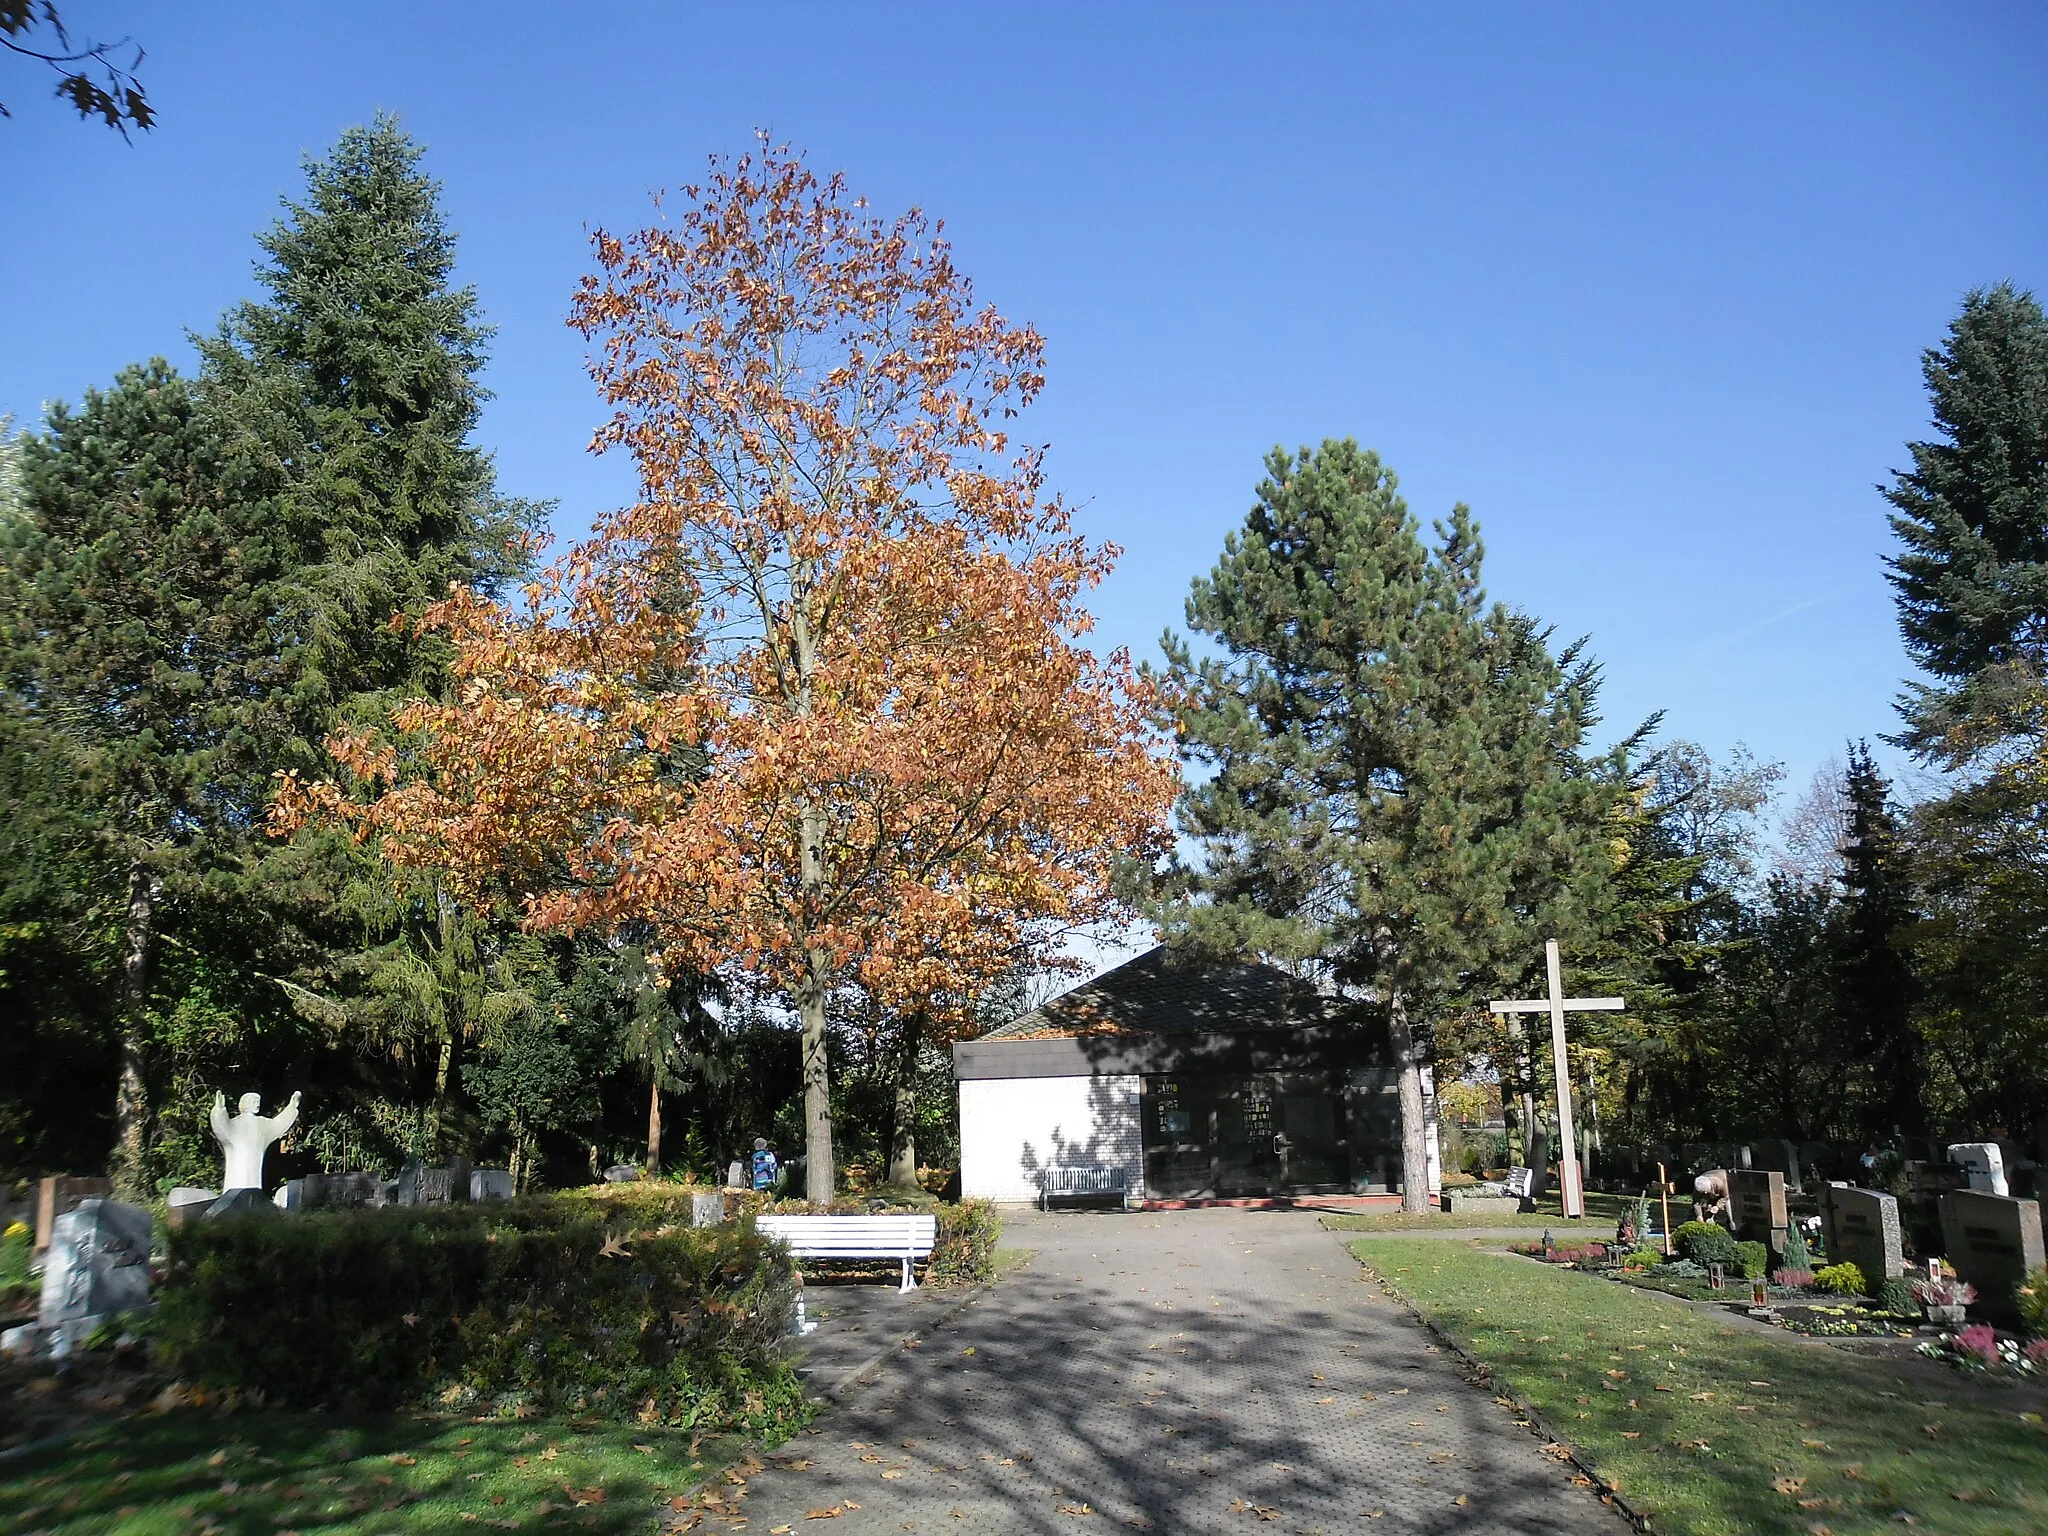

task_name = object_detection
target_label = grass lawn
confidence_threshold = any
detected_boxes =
[1324,1189,1634,1233]
[1349,1238,2048,1535]
[0,1410,753,1534]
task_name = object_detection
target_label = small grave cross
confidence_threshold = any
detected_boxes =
[1489,939,1623,1221]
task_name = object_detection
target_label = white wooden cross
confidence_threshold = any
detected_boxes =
[1488,940,1623,1220]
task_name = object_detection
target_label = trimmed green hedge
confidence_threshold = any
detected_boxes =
[562,1185,1003,1286]
[155,1201,803,1434]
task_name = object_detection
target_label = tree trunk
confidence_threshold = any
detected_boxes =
[112,859,154,1196]
[646,1076,663,1177]
[799,947,835,1204]
[1387,981,1432,1214]
[887,1012,924,1189]
[1513,1017,1538,1166]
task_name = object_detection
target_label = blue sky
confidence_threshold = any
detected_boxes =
[5,2,2044,815]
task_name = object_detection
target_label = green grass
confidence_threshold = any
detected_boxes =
[0,1411,751,1534]
[1324,1188,1634,1233]
[1349,1238,2048,1535]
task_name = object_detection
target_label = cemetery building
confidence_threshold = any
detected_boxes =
[954,946,1440,1205]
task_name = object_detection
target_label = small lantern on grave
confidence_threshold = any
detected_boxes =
[1750,1276,1769,1308]
[1707,1262,1725,1291]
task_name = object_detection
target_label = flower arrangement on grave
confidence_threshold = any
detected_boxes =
[1616,1196,1645,1248]
[0,1221,29,1286]
[1915,1325,2047,1375]
[1909,1273,1976,1313]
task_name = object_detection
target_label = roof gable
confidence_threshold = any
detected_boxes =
[983,945,1345,1040]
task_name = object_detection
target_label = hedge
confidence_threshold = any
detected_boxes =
[557,1184,1003,1286]
[155,1200,803,1434]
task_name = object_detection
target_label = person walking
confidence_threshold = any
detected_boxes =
[750,1137,780,1193]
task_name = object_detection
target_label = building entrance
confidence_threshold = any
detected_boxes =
[1142,1073,1351,1198]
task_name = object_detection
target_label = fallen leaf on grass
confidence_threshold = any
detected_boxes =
[562,1484,606,1506]
[388,1455,417,1467]
[1621,1430,1641,1439]
[1774,1477,1807,1496]
[1842,1464,1864,1480]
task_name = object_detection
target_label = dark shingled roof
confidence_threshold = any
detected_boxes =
[983,945,1347,1040]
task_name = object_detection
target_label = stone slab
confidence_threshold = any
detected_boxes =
[205,1188,272,1220]
[1939,1190,2045,1322]
[471,1168,514,1202]
[690,1189,726,1227]
[1819,1184,1903,1283]
[33,1175,111,1254]
[1728,1168,1789,1253]
[39,1197,152,1330]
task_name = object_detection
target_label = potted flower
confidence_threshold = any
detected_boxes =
[1911,1274,1977,1325]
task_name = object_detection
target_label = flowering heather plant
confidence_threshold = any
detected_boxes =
[1771,1268,1815,1289]
[1955,1323,2000,1366]
[1916,1328,2039,1375]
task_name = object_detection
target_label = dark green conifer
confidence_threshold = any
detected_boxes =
[1163,441,1621,1210]
[1885,283,2048,760]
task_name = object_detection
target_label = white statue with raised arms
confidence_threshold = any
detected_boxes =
[211,1089,301,1191]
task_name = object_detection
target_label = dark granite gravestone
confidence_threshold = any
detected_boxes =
[204,1188,272,1219]
[1938,1190,2045,1324]
[1728,1168,1790,1257]
[1819,1184,1903,1283]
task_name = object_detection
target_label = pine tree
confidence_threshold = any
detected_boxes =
[192,117,544,1146]
[196,112,536,754]
[1885,284,2048,760]
[1835,744,1920,1138]
[1164,441,1621,1210]
[0,361,272,1188]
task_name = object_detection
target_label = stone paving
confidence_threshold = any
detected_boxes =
[700,1207,1631,1534]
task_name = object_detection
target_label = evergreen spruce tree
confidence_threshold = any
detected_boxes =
[192,116,544,1148]
[1885,283,2048,760]
[0,361,272,1188]
[196,112,537,755]
[1164,441,1621,1211]
[1834,744,1920,1138]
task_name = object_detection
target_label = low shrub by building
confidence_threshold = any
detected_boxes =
[154,1200,803,1433]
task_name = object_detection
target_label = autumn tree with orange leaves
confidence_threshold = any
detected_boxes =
[278,140,1176,1200]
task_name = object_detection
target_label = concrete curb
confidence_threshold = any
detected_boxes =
[1343,1244,1654,1534]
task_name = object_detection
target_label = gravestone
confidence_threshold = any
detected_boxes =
[34,1175,112,1254]
[603,1164,642,1184]
[690,1190,726,1227]
[38,1197,153,1356]
[392,1160,425,1205]
[726,1160,747,1190]
[205,1188,271,1220]
[1819,1184,1903,1283]
[165,1187,218,1228]
[471,1168,514,1202]
[1754,1139,1803,1187]
[1727,1168,1789,1256]
[1947,1142,2009,1197]
[1938,1190,2045,1324]
[447,1155,473,1203]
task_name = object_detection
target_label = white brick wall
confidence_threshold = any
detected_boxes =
[958,1074,1144,1205]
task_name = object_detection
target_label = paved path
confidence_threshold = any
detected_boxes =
[701,1208,1629,1535]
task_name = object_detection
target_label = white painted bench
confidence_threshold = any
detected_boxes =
[755,1213,938,1293]
[1039,1165,1136,1211]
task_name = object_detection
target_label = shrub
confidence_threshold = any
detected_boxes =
[1735,1241,1770,1280]
[155,1201,803,1432]
[1877,1276,1916,1317]
[1782,1221,1813,1272]
[1814,1261,1867,1297]
[2017,1265,2048,1339]
[1623,1245,1662,1269]
[0,1220,30,1287]
[1673,1220,1739,1268]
